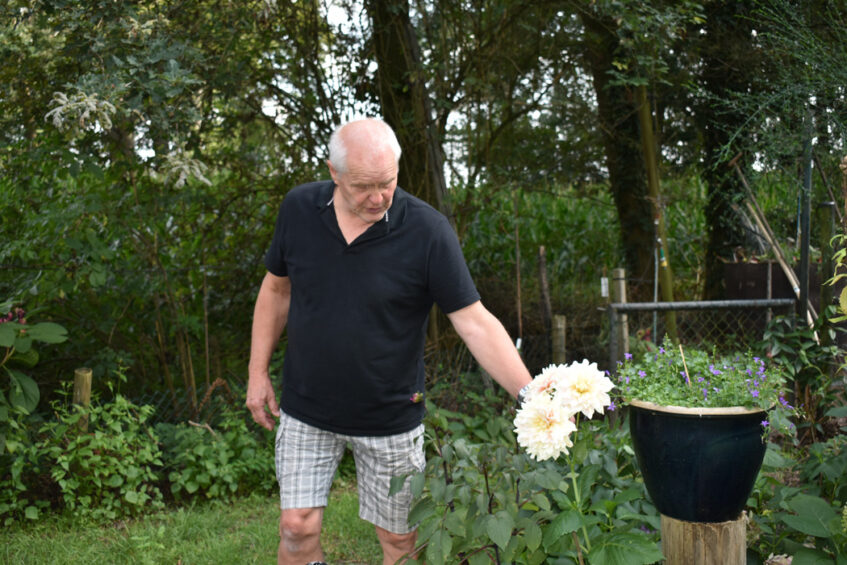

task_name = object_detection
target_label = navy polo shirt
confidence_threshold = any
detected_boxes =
[264,180,480,436]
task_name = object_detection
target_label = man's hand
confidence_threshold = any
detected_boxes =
[246,372,280,430]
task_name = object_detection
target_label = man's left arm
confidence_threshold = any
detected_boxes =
[447,300,532,398]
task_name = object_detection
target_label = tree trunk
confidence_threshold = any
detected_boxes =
[580,10,655,300]
[366,0,450,217]
[697,2,759,299]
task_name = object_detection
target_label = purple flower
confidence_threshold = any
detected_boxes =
[624,352,632,360]
[761,420,769,428]
[608,401,617,411]
[751,389,760,398]
[709,364,722,376]
[659,347,665,354]
[702,388,708,400]
[638,370,646,378]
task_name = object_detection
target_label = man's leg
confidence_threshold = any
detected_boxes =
[350,424,426,565]
[375,525,417,565]
[278,507,324,565]
[275,413,346,565]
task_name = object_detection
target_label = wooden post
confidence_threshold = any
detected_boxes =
[73,367,92,432]
[552,315,566,364]
[612,268,629,361]
[660,514,746,565]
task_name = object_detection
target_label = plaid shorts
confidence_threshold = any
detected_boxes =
[275,411,426,534]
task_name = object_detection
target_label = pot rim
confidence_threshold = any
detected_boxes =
[629,399,767,416]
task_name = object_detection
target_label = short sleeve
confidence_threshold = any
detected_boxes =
[264,201,288,277]
[426,217,480,313]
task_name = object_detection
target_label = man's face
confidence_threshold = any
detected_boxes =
[329,146,398,226]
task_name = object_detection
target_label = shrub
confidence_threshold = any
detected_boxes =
[38,394,164,521]
[156,409,275,501]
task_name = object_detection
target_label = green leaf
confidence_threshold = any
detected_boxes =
[125,490,139,505]
[25,506,39,521]
[410,472,426,497]
[587,532,665,565]
[531,492,551,511]
[0,324,14,347]
[407,498,435,526]
[9,347,38,368]
[781,494,839,538]
[13,334,31,354]
[388,474,407,497]
[25,322,68,344]
[424,530,451,565]
[542,510,581,549]
[524,521,542,552]
[790,546,835,565]
[825,405,847,418]
[8,371,39,413]
[487,511,515,549]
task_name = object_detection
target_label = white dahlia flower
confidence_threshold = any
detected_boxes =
[514,393,577,461]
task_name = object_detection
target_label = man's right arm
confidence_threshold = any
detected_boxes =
[246,272,291,430]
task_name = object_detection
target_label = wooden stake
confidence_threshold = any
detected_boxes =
[553,315,567,364]
[679,344,691,386]
[660,514,746,565]
[612,268,629,361]
[73,367,92,432]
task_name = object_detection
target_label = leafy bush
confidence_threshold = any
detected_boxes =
[156,409,275,501]
[749,436,847,563]
[402,398,662,565]
[37,395,165,521]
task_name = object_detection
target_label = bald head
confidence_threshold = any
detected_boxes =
[328,118,402,174]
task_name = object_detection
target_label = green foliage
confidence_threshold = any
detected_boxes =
[37,395,164,522]
[0,303,68,455]
[749,437,847,562]
[404,400,662,564]
[760,314,842,443]
[156,410,275,501]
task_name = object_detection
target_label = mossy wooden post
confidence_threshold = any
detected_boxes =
[73,367,92,432]
[552,315,566,364]
[660,514,746,565]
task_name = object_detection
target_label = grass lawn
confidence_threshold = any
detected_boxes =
[1,477,383,565]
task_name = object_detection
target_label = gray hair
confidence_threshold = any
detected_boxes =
[328,118,402,173]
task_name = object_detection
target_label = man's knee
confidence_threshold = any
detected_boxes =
[280,508,322,544]
[376,526,417,555]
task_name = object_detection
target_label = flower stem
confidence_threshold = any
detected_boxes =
[568,420,592,554]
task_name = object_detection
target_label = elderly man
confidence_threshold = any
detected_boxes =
[247,117,532,564]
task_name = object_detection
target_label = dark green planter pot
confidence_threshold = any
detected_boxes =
[629,400,767,523]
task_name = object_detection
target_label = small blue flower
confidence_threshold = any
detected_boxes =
[624,352,632,360]
[638,370,646,378]
[608,401,617,411]
[761,420,769,428]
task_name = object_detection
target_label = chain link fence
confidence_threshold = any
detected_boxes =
[607,298,797,370]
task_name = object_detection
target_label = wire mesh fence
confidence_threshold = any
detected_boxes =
[607,298,797,370]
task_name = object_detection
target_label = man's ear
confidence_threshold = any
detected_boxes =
[326,160,338,182]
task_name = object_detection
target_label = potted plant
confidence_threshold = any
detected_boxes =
[615,339,795,524]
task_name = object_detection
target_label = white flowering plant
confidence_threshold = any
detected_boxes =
[514,360,615,461]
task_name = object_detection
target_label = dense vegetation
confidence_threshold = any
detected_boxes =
[1,0,846,563]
